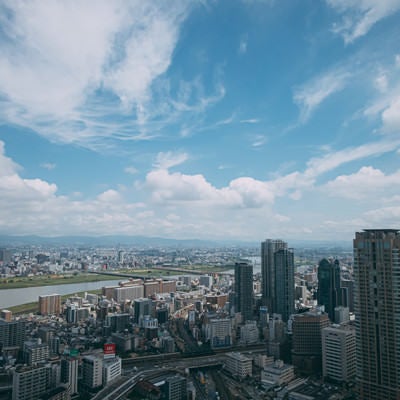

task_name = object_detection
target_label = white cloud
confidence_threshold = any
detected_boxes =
[324,166,400,199]
[0,1,222,150]
[153,151,189,169]
[97,189,122,203]
[327,0,400,43]
[304,139,400,178]
[293,68,350,122]
[124,166,138,175]
[240,118,260,124]
[381,97,400,133]
[40,163,56,170]
[374,74,389,93]
[251,134,268,147]
[238,38,248,54]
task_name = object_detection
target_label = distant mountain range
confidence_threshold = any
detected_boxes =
[0,234,352,249]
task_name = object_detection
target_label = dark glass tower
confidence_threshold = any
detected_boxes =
[317,258,341,321]
[353,229,400,399]
[261,239,294,321]
[234,262,253,322]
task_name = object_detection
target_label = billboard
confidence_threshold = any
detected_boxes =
[104,343,116,359]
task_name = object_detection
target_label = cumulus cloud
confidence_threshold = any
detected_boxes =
[324,166,400,199]
[327,0,400,43]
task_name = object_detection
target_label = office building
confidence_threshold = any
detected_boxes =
[134,298,153,324]
[209,318,232,349]
[292,311,330,375]
[12,365,49,400]
[199,275,213,288]
[225,352,252,378]
[39,294,61,316]
[234,262,253,322]
[317,258,341,321]
[322,324,356,382]
[334,306,350,324]
[353,229,400,399]
[261,239,295,321]
[103,357,121,385]
[82,355,103,389]
[162,375,187,400]
[261,360,295,389]
[61,357,78,396]
[240,320,259,344]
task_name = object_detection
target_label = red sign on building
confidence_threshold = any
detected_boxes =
[104,343,116,359]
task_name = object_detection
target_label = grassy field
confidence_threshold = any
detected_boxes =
[0,273,120,290]
[8,290,102,315]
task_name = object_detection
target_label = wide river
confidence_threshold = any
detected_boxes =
[0,279,122,308]
[0,258,262,309]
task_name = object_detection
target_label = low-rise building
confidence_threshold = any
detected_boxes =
[261,360,295,388]
[225,352,252,378]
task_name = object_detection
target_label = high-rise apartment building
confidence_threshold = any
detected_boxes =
[39,294,61,316]
[261,239,294,321]
[61,356,78,395]
[0,319,25,348]
[234,262,253,322]
[12,365,49,400]
[353,229,400,399]
[317,258,341,321]
[82,355,103,389]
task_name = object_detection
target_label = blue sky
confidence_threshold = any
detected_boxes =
[0,0,400,241]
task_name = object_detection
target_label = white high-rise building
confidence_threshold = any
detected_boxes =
[103,357,121,385]
[322,324,356,382]
[61,356,79,395]
[12,365,49,400]
[82,355,103,389]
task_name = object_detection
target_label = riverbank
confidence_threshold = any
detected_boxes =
[0,265,232,290]
[8,290,102,315]
[0,273,122,290]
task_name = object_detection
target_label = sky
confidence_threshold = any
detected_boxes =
[0,0,400,242]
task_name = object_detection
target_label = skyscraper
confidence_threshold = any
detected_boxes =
[261,239,294,321]
[234,262,253,322]
[317,258,341,321]
[353,229,400,399]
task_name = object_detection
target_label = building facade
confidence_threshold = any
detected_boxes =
[261,239,294,321]
[322,324,356,382]
[234,262,253,322]
[292,311,330,375]
[39,294,61,316]
[317,258,341,321]
[353,229,400,399]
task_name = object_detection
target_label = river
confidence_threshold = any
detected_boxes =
[0,279,122,308]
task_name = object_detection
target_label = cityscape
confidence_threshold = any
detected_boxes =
[0,230,398,399]
[1,1,400,400]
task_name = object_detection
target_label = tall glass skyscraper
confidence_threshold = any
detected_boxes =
[234,262,253,322]
[261,239,294,322]
[317,258,341,321]
[353,229,400,399]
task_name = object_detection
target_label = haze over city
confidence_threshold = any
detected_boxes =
[0,1,400,241]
